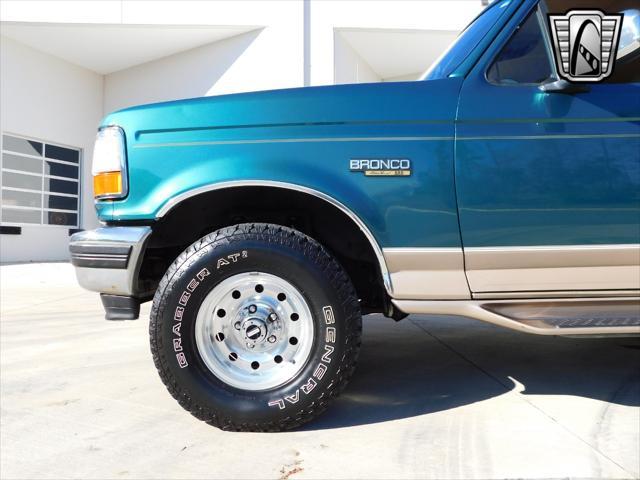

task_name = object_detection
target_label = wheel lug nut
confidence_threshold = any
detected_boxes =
[246,343,254,349]
[269,313,277,322]
[248,304,257,314]
[234,321,241,330]
[267,335,277,343]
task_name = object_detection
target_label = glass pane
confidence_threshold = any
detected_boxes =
[2,189,42,208]
[1,208,41,224]
[45,144,79,164]
[2,171,42,191]
[44,194,77,211]
[46,210,77,226]
[2,135,42,156]
[44,177,78,195]
[2,152,42,174]
[45,161,78,179]
[487,10,552,84]
[423,0,512,80]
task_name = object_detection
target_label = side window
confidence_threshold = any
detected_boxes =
[487,10,552,85]
[607,8,640,83]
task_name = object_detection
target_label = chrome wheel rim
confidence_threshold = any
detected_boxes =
[195,272,314,391]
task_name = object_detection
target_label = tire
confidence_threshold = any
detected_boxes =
[149,223,362,431]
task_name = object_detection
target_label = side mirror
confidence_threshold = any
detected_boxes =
[618,9,640,62]
[539,79,590,94]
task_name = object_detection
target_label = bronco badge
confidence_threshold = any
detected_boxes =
[548,9,623,82]
[349,158,411,177]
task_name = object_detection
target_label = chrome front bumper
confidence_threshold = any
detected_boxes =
[69,226,152,297]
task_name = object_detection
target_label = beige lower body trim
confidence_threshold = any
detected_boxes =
[383,248,470,300]
[465,244,640,293]
[392,297,640,336]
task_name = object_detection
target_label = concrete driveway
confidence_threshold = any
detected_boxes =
[1,263,639,480]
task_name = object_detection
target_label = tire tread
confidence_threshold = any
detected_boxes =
[149,223,361,432]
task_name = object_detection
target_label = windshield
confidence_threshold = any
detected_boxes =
[422,0,513,80]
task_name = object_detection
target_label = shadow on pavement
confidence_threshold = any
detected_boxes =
[304,314,640,431]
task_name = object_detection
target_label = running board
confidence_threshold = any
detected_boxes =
[392,297,640,336]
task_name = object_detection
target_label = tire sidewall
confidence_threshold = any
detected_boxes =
[155,235,352,425]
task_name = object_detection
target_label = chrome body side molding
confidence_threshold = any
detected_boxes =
[382,248,470,299]
[134,136,455,149]
[155,180,393,296]
[465,244,640,293]
[473,289,640,299]
[392,297,640,336]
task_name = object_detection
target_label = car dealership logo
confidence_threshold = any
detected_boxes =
[548,10,623,82]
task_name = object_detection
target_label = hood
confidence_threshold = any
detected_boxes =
[102,79,463,140]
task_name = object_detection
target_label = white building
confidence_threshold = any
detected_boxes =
[0,0,484,263]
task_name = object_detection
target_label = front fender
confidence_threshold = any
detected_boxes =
[102,80,464,249]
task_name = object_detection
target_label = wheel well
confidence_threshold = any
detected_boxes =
[138,186,388,313]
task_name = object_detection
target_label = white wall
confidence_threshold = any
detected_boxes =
[0,36,102,262]
[105,29,264,113]
[334,31,380,84]
[105,1,304,111]
[310,1,483,85]
[384,72,422,82]
[100,2,304,112]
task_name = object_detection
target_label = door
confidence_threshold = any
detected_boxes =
[456,0,640,295]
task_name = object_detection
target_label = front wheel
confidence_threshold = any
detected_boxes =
[149,223,362,431]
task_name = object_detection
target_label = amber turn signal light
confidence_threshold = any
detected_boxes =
[94,171,123,198]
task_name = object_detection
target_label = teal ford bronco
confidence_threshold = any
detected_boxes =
[70,0,640,431]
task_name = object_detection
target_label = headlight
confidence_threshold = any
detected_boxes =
[92,126,128,199]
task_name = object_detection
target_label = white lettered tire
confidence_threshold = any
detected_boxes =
[149,223,362,431]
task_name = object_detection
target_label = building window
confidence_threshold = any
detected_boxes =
[1,133,80,227]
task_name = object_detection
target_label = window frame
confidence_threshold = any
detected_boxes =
[422,0,515,81]
[0,132,82,228]
[484,3,559,87]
